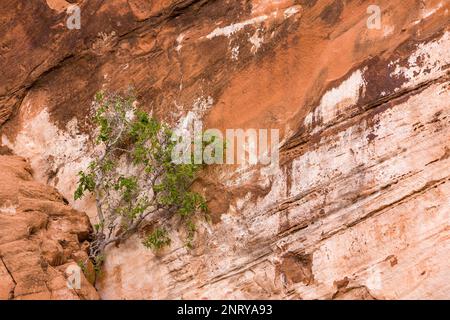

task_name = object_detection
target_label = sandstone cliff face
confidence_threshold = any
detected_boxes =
[0,152,98,299]
[0,0,449,299]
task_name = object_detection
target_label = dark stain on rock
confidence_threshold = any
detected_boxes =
[297,0,318,8]
[277,252,314,285]
[334,277,350,289]
[0,145,13,155]
[359,56,407,108]
[319,0,344,25]
[366,132,378,143]
[385,255,398,267]
[283,161,294,196]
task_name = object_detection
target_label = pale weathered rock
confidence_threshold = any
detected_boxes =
[0,0,449,300]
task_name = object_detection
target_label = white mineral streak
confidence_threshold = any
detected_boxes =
[304,69,366,133]
[391,31,450,88]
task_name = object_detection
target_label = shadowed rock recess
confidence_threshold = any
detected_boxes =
[0,0,449,299]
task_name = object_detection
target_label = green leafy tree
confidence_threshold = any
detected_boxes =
[75,91,207,268]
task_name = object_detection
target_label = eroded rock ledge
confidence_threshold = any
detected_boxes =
[0,152,98,300]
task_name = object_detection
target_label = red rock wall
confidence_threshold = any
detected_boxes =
[0,0,449,299]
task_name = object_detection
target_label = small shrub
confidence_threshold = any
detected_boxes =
[75,90,207,268]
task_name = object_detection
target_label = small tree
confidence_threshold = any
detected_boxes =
[75,91,207,268]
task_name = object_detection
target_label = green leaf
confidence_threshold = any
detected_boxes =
[74,171,96,200]
[142,228,171,250]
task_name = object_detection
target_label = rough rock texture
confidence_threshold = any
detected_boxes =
[0,0,449,299]
[0,153,99,300]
